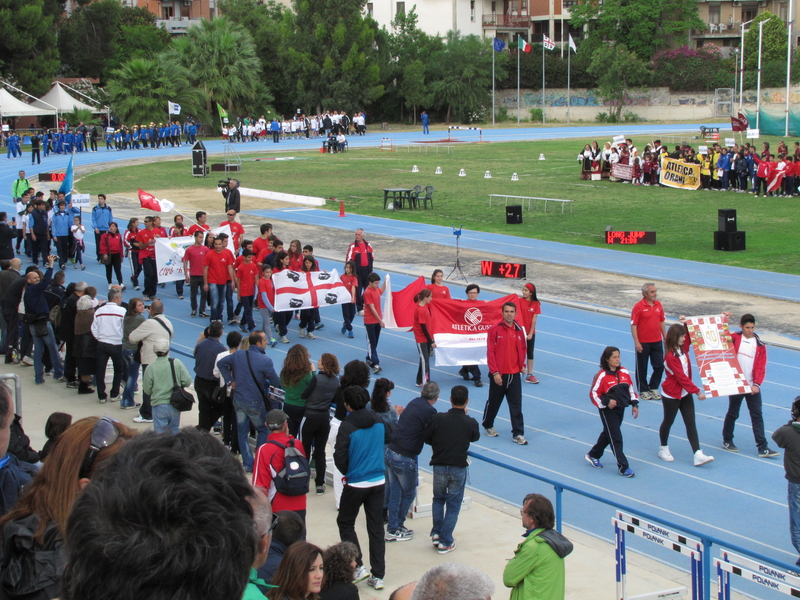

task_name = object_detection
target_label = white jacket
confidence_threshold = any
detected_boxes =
[128,315,173,365]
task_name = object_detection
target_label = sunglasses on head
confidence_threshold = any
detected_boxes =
[79,416,120,479]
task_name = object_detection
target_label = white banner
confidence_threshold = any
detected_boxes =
[71,193,90,207]
[155,236,194,282]
[208,224,235,253]
[273,269,351,312]
[433,333,488,367]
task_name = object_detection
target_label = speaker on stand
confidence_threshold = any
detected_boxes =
[714,209,745,251]
[506,205,522,225]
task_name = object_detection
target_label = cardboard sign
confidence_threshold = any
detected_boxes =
[698,145,708,155]
[71,193,90,207]
[746,129,759,139]
[725,138,735,147]
[613,134,626,146]
[1,125,8,132]
[105,127,114,133]
[685,314,752,398]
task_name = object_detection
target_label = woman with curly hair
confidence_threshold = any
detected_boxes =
[267,541,324,600]
[320,542,359,600]
[281,344,316,436]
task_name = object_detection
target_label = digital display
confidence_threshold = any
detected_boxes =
[38,172,66,182]
[480,260,527,279]
[605,231,656,245]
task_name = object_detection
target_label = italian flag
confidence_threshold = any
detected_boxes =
[518,35,532,53]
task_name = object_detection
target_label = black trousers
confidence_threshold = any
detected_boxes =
[459,364,482,382]
[95,342,124,400]
[482,372,524,437]
[300,412,330,487]
[54,237,70,268]
[31,149,40,164]
[139,363,152,420]
[635,341,664,393]
[105,254,123,284]
[189,275,207,312]
[31,235,50,265]
[355,266,371,311]
[3,308,18,362]
[660,394,699,452]
[283,403,304,438]
[337,484,385,579]
[142,257,157,297]
[195,377,225,431]
[64,340,77,382]
[589,405,629,472]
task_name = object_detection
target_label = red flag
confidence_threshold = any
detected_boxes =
[384,276,426,330]
[731,113,749,132]
[137,188,175,212]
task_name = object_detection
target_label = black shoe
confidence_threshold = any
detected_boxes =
[474,380,484,387]
[190,311,196,317]
[315,323,324,330]
[199,312,209,318]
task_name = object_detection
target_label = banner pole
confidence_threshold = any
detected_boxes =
[517,39,521,124]
[492,48,496,126]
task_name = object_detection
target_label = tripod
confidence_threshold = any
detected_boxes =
[447,224,467,282]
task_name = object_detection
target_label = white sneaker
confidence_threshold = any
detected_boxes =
[299,328,307,338]
[352,565,369,583]
[20,356,33,366]
[694,450,714,466]
[306,333,316,339]
[658,446,674,462]
[367,576,384,590]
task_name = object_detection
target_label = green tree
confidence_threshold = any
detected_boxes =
[570,0,703,61]
[744,12,787,70]
[429,31,505,124]
[0,0,60,96]
[64,108,101,127]
[165,17,267,120]
[279,0,384,115]
[106,57,207,125]
[588,43,651,120]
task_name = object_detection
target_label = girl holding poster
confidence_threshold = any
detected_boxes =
[659,322,714,466]
[412,288,435,387]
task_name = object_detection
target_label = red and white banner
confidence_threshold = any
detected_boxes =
[542,34,555,50]
[730,112,749,132]
[273,269,351,312]
[685,314,752,398]
[138,188,175,213]
[429,295,518,366]
[767,165,786,193]
[384,275,426,332]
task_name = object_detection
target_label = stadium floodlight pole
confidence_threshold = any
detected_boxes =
[785,0,793,136]
[756,20,766,131]
[739,19,753,114]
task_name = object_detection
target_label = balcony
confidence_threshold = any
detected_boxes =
[694,21,744,36]
[483,14,531,29]
[156,17,205,35]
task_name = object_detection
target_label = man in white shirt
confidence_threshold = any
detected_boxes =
[91,288,126,403]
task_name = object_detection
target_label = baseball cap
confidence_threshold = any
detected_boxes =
[266,409,288,427]
[153,339,170,353]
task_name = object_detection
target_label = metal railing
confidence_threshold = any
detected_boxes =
[0,374,22,416]
[467,450,796,600]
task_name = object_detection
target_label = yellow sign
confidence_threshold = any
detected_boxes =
[659,158,701,190]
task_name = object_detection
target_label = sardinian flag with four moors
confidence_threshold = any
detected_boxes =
[273,269,352,312]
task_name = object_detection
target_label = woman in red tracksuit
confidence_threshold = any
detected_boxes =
[658,322,713,466]
[412,288,434,387]
[752,153,773,197]
[586,346,639,477]
[99,222,125,289]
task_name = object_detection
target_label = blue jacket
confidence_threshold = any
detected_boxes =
[334,405,391,485]
[217,346,281,408]
[194,336,226,381]
[24,267,53,318]
[717,153,731,171]
[388,396,437,458]
[91,204,113,231]
[51,207,79,237]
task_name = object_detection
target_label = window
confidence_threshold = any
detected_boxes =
[471,0,475,21]
[366,2,373,17]
[491,0,496,13]
[533,21,549,36]
[162,5,174,18]
[708,5,720,25]
[396,1,405,16]
[741,5,757,23]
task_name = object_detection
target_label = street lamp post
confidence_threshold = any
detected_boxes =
[756,20,766,131]
[785,0,794,136]
[739,19,754,113]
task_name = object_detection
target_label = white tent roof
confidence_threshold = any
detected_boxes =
[0,89,53,117]
[32,82,101,114]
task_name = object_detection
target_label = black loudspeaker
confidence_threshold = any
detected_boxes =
[718,209,737,232]
[714,230,746,251]
[506,205,522,225]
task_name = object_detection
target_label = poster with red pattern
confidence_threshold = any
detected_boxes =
[685,314,752,398]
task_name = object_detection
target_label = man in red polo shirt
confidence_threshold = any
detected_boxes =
[252,223,273,258]
[187,211,211,237]
[183,230,209,317]
[482,302,528,445]
[220,210,246,251]
[203,234,236,322]
[345,228,374,316]
[630,282,667,401]
[135,216,160,300]
[253,409,308,522]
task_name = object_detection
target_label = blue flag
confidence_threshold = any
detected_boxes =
[59,154,74,204]
[493,37,506,52]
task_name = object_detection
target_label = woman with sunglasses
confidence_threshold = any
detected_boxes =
[267,541,324,600]
[0,416,134,599]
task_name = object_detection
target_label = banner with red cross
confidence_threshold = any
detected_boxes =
[273,269,351,312]
[685,314,752,398]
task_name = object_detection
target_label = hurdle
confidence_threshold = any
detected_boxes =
[380,138,394,151]
[447,126,483,142]
[613,511,697,600]
[715,551,800,599]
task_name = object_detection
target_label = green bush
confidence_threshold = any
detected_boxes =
[495,107,510,122]
[529,108,543,123]
[623,111,642,122]
[595,112,608,123]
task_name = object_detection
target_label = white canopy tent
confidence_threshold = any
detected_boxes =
[32,82,102,114]
[0,88,54,118]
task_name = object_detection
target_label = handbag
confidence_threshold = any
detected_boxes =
[168,359,195,412]
[33,316,49,338]
[211,384,228,405]
[100,254,111,265]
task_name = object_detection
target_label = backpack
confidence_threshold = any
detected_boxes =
[49,304,62,329]
[267,439,310,496]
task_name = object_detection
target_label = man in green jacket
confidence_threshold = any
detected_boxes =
[142,338,191,434]
[503,494,573,600]
[11,171,29,202]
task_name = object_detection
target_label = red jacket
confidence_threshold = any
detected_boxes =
[253,431,307,512]
[590,367,638,408]
[662,333,699,399]
[730,331,767,387]
[486,320,526,376]
[99,232,123,255]
[753,154,771,178]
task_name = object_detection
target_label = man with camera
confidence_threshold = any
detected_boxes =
[221,179,241,215]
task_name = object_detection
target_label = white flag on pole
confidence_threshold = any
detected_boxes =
[542,34,555,50]
[568,34,577,53]
[168,101,181,115]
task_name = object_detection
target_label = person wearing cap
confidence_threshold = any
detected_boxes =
[51,197,80,270]
[128,300,174,424]
[253,409,308,521]
[142,337,191,434]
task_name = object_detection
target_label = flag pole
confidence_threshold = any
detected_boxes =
[492,45,496,126]
[567,40,571,125]
[542,39,546,125]
[517,37,521,124]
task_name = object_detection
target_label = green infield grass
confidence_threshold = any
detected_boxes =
[76,134,800,275]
